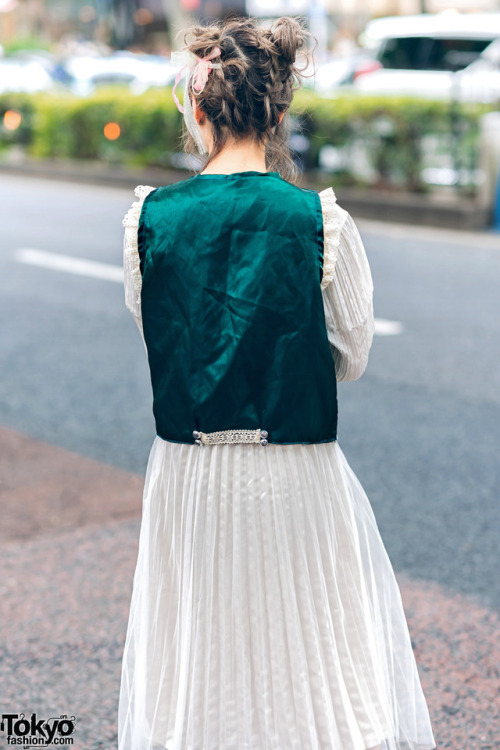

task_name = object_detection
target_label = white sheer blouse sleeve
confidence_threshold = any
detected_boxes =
[122,184,156,347]
[318,187,375,382]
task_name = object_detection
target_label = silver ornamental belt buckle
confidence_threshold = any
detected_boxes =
[192,428,268,446]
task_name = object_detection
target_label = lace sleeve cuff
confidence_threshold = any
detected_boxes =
[122,184,156,314]
[318,187,340,291]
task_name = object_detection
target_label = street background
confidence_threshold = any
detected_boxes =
[1,0,500,748]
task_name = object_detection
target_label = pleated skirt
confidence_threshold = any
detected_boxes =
[117,437,436,750]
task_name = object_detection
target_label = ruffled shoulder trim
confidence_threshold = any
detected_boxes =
[122,184,156,229]
[318,187,340,291]
[123,184,156,308]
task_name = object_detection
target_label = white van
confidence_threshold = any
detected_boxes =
[352,12,500,101]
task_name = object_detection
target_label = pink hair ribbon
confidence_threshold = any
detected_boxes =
[171,47,223,114]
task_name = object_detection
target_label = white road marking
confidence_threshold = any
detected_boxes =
[15,248,124,283]
[15,247,403,336]
[374,317,404,336]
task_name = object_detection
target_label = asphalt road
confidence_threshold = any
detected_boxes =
[1,173,499,613]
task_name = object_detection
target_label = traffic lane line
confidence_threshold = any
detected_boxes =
[15,248,404,336]
[373,318,404,336]
[0,422,498,746]
[15,247,124,283]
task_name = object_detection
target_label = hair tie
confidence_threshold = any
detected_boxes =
[171,46,223,114]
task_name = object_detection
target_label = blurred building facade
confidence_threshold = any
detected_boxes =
[1,0,500,55]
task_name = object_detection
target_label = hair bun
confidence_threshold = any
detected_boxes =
[271,16,306,65]
[175,15,316,184]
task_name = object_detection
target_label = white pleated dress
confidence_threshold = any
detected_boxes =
[117,182,437,750]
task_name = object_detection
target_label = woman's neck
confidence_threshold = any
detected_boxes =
[200,136,267,175]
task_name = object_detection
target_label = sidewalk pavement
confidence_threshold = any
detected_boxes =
[1,424,499,749]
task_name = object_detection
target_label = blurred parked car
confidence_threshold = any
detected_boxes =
[302,51,381,95]
[455,37,500,103]
[0,50,70,93]
[352,12,500,101]
[62,51,177,96]
[0,49,178,96]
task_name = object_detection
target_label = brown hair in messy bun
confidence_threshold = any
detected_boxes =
[173,16,317,184]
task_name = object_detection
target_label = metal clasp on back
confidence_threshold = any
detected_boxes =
[192,428,268,446]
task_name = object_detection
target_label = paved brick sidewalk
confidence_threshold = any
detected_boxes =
[1,425,498,749]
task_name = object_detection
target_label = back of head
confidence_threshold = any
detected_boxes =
[175,15,316,183]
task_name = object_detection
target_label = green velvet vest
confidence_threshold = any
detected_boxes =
[137,171,337,445]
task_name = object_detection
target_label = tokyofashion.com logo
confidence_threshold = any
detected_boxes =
[0,713,77,746]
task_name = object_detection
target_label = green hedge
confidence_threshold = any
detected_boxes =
[0,87,493,191]
[0,88,182,166]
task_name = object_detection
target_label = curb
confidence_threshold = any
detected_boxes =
[332,187,491,231]
[0,157,182,191]
[0,157,492,230]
